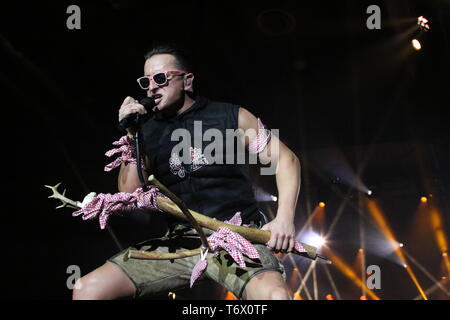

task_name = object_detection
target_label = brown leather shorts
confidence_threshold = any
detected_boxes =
[107,223,285,299]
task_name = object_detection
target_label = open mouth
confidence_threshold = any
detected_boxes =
[152,94,163,106]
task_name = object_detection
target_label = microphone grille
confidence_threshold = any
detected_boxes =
[140,97,155,109]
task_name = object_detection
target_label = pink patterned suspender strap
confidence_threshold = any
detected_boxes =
[248,118,272,154]
[190,212,260,287]
[72,187,162,229]
[189,212,309,287]
[104,135,146,172]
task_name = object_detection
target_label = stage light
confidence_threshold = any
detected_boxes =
[412,39,422,51]
[366,199,428,299]
[300,230,326,249]
[168,292,176,300]
[420,196,428,203]
[366,188,376,198]
[319,202,326,208]
[429,207,450,274]
[224,291,237,300]
[326,294,334,300]
[325,249,380,300]
[360,295,368,300]
[310,234,326,248]
[442,276,447,280]
[417,16,430,31]
[399,243,404,248]
[403,264,408,269]
[253,186,278,202]
[293,291,303,300]
[358,248,364,253]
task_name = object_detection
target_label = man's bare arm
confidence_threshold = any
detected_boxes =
[238,107,301,252]
[118,161,149,193]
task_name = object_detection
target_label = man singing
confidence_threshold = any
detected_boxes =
[72,44,301,300]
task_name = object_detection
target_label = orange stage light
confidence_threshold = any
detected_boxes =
[430,207,449,253]
[293,291,303,300]
[365,199,428,300]
[429,207,450,274]
[224,291,237,300]
[324,248,380,300]
[412,39,422,51]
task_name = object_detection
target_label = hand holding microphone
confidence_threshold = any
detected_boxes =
[118,96,155,134]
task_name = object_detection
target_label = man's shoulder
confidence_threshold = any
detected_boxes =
[202,96,241,112]
[200,97,240,128]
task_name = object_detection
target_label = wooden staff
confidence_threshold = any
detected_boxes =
[127,175,320,261]
[146,175,210,253]
[44,181,326,262]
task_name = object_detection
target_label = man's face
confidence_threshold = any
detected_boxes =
[143,54,192,114]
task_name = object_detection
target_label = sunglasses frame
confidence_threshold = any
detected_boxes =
[137,70,187,90]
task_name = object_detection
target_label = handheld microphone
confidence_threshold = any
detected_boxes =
[118,97,156,132]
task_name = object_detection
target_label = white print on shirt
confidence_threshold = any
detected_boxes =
[169,147,209,178]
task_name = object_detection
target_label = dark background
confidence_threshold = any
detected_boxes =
[1,0,449,299]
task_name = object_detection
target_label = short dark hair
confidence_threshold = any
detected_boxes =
[144,42,194,73]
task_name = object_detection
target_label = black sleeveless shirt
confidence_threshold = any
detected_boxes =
[141,96,260,224]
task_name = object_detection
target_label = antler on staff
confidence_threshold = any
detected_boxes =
[44,183,81,210]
